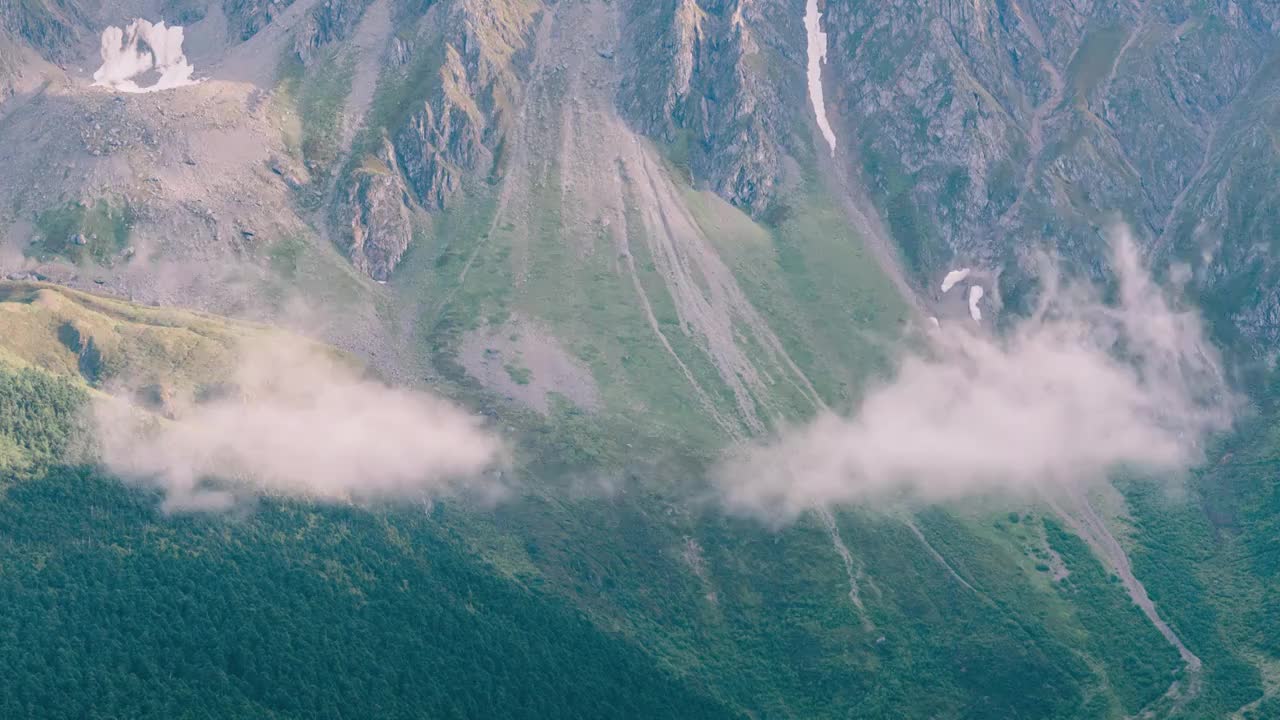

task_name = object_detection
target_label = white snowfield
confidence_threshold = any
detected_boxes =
[93,20,200,93]
[940,268,970,293]
[804,0,838,156]
[968,285,985,322]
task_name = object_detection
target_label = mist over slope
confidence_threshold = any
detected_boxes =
[0,283,503,509]
[719,230,1235,518]
[96,337,505,511]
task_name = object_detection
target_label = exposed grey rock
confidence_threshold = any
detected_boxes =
[817,0,1280,340]
[337,137,414,280]
[294,0,379,64]
[395,72,479,211]
[390,0,542,212]
[617,0,792,216]
[0,0,86,61]
[224,0,299,42]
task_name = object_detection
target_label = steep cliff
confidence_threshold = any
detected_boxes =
[292,0,375,63]
[0,0,86,61]
[817,0,1280,348]
[390,0,541,211]
[336,136,413,280]
[224,0,299,42]
[309,0,542,277]
[617,0,799,216]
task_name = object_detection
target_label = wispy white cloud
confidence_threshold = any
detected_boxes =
[715,228,1236,521]
[96,338,505,511]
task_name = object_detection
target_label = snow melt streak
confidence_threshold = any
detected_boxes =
[94,20,198,93]
[804,0,838,156]
[968,286,985,322]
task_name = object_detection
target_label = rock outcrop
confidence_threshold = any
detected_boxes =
[224,0,299,42]
[817,0,1280,344]
[337,137,413,281]
[0,0,86,62]
[293,0,378,64]
[325,0,541,279]
[391,0,541,212]
[617,0,795,216]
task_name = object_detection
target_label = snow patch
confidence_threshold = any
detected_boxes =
[93,20,200,93]
[968,285,985,322]
[804,0,838,156]
[940,268,970,293]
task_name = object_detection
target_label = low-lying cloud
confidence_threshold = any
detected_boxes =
[95,338,505,511]
[715,229,1236,521]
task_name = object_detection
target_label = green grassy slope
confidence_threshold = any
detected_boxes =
[332,136,1187,715]
[248,28,1207,707]
[0,251,1194,720]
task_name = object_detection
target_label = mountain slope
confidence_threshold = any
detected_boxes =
[2,0,1280,717]
[0,280,1195,718]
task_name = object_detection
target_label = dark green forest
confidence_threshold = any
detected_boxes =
[0,366,738,719]
[0,468,741,719]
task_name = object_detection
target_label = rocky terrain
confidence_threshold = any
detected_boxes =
[816,1,1280,355]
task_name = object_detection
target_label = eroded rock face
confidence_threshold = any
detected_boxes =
[391,0,542,212]
[5,0,1270,371]
[0,0,86,62]
[294,0,378,64]
[338,138,413,281]
[224,0,299,42]
[310,0,541,279]
[0,32,24,101]
[816,0,1280,343]
[394,44,489,211]
[608,0,1280,362]
[617,0,794,216]
[1162,82,1280,359]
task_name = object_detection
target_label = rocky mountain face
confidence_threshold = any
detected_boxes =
[0,1,74,104]
[224,0,297,41]
[389,0,536,213]
[0,0,86,61]
[337,136,412,279]
[292,0,370,61]
[304,0,544,276]
[0,29,29,99]
[335,0,1280,375]
[0,0,810,292]
[0,0,1275,420]
[815,0,1280,358]
[1,0,1276,407]
[617,0,798,216]
[323,0,817,278]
